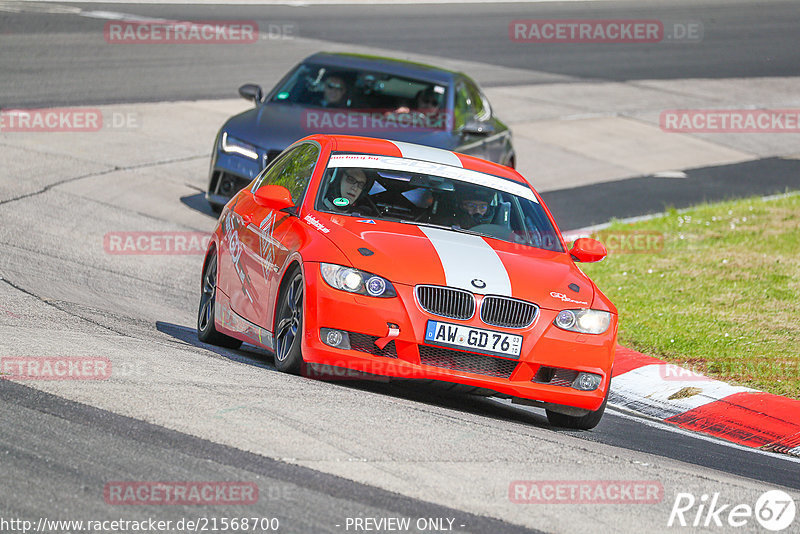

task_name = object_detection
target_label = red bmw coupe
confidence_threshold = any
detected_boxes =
[198,134,617,429]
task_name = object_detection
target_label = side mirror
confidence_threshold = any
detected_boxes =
[239,83,263,104]
[461,119,495,136]
[253,185,294,211]
[570,238,607,263]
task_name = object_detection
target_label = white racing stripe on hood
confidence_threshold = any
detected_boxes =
[419,227,512,296]
[390,141,463,167]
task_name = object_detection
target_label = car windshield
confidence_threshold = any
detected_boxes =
[270,63,448,113]
[315,153,564,253]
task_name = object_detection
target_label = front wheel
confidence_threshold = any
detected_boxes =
[197,252,243,349]
[273,268,304,374]
[546,385,609,430]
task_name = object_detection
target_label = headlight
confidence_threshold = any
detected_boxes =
[320,263,397,298]
[553,309,611,334]
[221,132,259,160]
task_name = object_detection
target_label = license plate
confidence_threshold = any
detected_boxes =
[424,320,522,359]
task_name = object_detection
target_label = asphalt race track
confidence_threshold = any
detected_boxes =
[1,1,800,533]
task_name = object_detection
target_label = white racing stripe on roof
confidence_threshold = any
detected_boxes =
[390,141,462,167]
[328,154,537,202]
[419,226,512,296]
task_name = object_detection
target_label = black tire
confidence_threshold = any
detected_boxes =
[197,252,243,349]
[273,268,304,374]
[546,386,609,430]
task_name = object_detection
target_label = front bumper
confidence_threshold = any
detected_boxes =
[206,145,281,206]
[301,262,616,412]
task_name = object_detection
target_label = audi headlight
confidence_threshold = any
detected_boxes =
[221,132,259,160]
[553,309,611,334]
[320,263,396,298]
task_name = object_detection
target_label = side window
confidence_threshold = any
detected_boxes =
[454,81,477,130]
[254,143,319,204]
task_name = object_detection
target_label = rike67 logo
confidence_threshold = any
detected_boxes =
[668,490,796,531]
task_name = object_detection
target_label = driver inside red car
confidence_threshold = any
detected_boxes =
[453,188,495,229]
[322,168,374,213]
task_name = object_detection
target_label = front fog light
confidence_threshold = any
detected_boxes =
[555,310,576,329]
[365,276,387,296]
[573,372,602,391]
[321,328,351,350]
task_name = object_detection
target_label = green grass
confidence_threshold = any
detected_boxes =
[579,193,800,398]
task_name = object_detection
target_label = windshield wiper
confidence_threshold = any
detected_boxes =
[443,225,497,239]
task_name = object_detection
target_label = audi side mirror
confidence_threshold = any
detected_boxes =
[238,83,263,104]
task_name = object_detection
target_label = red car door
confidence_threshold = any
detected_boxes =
[230,142,321,329]
[220,195,263,325]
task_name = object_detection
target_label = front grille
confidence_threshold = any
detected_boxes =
[416,285,475,320]
[480,296,538,328]
[419,345,517,378]
[533,366,578,387]
[348,332,398,358]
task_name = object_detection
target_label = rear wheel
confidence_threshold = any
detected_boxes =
[274,268,304,374]
[197,252,242,349]
[546,386,609,430]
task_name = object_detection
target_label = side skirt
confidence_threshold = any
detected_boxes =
[214,290,274,351]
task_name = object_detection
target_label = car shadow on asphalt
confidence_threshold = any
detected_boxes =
[157,320,556,429]
[180,193,219,218]
[155,321,278,372]
[352,378,554,429]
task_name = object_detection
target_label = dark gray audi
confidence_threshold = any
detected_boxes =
[206,52,515,212]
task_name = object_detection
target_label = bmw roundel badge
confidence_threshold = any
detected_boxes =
[471,279,487,289]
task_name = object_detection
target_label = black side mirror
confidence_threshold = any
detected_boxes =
[238,84,263,104]
[461,118,495,136]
